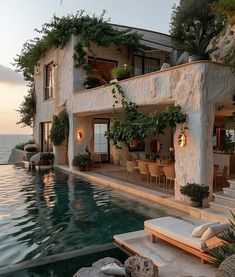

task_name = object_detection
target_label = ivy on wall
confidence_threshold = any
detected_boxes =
[14,10,145,82]
[105,83,187,145]
[50,109,69,146]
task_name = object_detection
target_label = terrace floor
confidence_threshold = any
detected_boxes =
[91,163,174,195]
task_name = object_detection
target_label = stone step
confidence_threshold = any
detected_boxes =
[213,192,235,208]
[209,202,235,214]
[223,187,235,197]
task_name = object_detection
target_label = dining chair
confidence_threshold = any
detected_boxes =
[163,166,175,190]
[216,165,229,189]
[126,160,139,180]
[138,161,150,182]
[148,163,161,185]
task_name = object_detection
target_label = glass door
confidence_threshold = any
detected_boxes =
[41,122,52,152]
[93,119,109,162]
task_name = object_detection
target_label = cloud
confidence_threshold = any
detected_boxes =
[0,64,26,86]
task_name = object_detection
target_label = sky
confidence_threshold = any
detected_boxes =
[0,0,179,134]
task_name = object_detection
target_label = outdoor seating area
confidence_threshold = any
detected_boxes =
[126,158,175,191]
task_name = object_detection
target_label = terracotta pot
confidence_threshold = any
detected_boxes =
[191,200,203,208]
[188,54,210,62]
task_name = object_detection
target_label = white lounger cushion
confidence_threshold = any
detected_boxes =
[201,223,231,242]
[191,221,219,237]
[145,216,203,250]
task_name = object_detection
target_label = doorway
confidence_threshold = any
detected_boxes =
[93,119,110,162]
[41,122,52,152]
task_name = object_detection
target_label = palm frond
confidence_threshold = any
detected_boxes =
[206,243,235,267]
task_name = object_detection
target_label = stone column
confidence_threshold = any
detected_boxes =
[174,100,215,201]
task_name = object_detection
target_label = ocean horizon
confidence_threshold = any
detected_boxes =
[0,134,32,164]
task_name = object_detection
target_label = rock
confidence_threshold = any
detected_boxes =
[210,24,235,63]
[216,254,235,277]
[74,257,124,277]
[30,152,41,163]
[7,148,25,164]
[124,255,158,277]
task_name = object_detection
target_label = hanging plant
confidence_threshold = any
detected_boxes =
[50,109,69,146]
[105,83,187,145]
[14,10,147,81]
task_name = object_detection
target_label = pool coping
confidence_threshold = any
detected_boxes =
[0,243,116,275]
[57,165,229,223]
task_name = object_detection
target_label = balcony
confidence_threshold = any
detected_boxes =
[72,61,234,116]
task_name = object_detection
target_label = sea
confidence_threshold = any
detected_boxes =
[0,134,32,164]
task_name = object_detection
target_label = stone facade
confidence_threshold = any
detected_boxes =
[33,24,235,201]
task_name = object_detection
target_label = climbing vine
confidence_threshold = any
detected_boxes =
[50,109,69,146]
[14,10,145,82]
[105,83,187,145]
[16,85,36,127]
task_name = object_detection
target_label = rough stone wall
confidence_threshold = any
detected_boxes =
[211,23,235,63]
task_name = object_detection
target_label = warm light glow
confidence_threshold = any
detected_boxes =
[178,132,186,147]
[77,131,82,140]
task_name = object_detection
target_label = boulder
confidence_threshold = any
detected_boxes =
[30,152,41,164]
[124,255,158,277]
[73,257,124,277]
[216,254,235,277]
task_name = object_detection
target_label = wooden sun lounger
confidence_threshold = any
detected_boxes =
[144,217,224,264]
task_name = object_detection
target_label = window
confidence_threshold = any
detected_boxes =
[133,55,160,76]
[44,62,54,100]
[41,122,52,152]
[88,57,117,83]
[93,119,109,162]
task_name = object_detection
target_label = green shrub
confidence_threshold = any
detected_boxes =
[72,154,92,166]
[83,75,104,88]
[40,152,54,162]
[50,109,69,146]
[25,146,37,152]
[180,183,209,202]
[112,65,133,80]
[15,139,35,150]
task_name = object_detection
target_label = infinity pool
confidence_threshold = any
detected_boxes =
[0,165,173,268]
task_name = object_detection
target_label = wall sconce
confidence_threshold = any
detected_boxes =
[77,132,82,140]
[178,130,186,147]
[53,62,58,68]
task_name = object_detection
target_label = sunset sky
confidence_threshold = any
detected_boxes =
[0,0,179,134]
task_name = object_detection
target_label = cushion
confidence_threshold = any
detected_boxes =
[191,221,219,238]
[100,263,126,276]
[145,216,202,250]
[201,223,231,242]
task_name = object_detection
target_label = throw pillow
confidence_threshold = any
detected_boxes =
[191,221,219,237]
[201,223,231,242]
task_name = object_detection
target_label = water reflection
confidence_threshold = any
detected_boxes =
[0,165,175,268]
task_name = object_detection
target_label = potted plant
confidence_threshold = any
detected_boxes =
[112,65,133,81]
[221,133,235,154]
[39,152,54,166]
[180,183,209,207]
[24,145,38,161]
[83,75,104,89]
[185,31,218,62]
[72,154,93,171]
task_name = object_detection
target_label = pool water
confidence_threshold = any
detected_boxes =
[0,165,171,268]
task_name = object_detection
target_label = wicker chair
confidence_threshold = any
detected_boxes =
[138,161,150,182]
[163,165,175,190]
[126,161,139,180]
[148,163,161,185]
